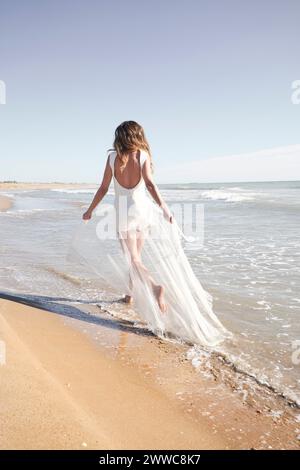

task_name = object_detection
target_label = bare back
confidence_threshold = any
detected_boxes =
[113,150,142,190]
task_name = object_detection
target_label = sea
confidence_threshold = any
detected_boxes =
[1,180,300,408]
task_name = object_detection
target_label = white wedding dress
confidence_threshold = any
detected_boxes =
[70,149,230,347]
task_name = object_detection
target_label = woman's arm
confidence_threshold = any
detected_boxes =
[82,156,112,220]
[142,155,173,223]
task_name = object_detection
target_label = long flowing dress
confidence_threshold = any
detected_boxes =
[70,149,231,347]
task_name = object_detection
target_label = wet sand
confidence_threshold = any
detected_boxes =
[0,296,299,450]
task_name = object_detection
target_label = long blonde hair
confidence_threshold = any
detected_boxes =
[107,121,153,173]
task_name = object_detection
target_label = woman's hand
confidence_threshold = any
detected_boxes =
[162,205,173,224]
[82,209,93,221]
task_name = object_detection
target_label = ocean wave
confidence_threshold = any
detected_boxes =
[0,192,15,198]
[51,188,97,194]
[200,189,254,202]
[3,208,59,216]
[186,344,300,410]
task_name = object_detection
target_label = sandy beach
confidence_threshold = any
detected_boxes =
[0,182,96,191]
[0,295,299,450]
[0,298,226,450]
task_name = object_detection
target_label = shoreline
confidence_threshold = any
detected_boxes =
[0,182,97,191]
[0,296,299,449]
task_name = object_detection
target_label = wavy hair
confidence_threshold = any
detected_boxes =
[107,121,153,173]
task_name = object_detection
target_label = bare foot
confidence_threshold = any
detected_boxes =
[153,284,167,313]
[120,295,133,305]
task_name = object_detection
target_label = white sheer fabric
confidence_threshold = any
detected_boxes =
[70,150,231,347]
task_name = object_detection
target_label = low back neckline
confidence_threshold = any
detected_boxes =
[113,149,144,191]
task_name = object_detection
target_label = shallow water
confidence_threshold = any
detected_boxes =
[0,181,300,405]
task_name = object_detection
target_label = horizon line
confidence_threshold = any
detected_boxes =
[1,179,300,186]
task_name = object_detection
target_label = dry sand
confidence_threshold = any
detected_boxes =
[0,297,299,450]
[0,298,226,450]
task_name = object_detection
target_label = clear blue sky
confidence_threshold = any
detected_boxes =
[0,0,299,183]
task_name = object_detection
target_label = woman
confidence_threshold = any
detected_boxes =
[83,121,172,313]
[80,120,229,346]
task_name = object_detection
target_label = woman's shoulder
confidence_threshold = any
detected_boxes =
[107,148,117,157]
[107,148,117,160]
[106,149,117,170]
[140,149,149,165]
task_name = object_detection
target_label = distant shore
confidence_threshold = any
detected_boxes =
[0,182,97,191]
